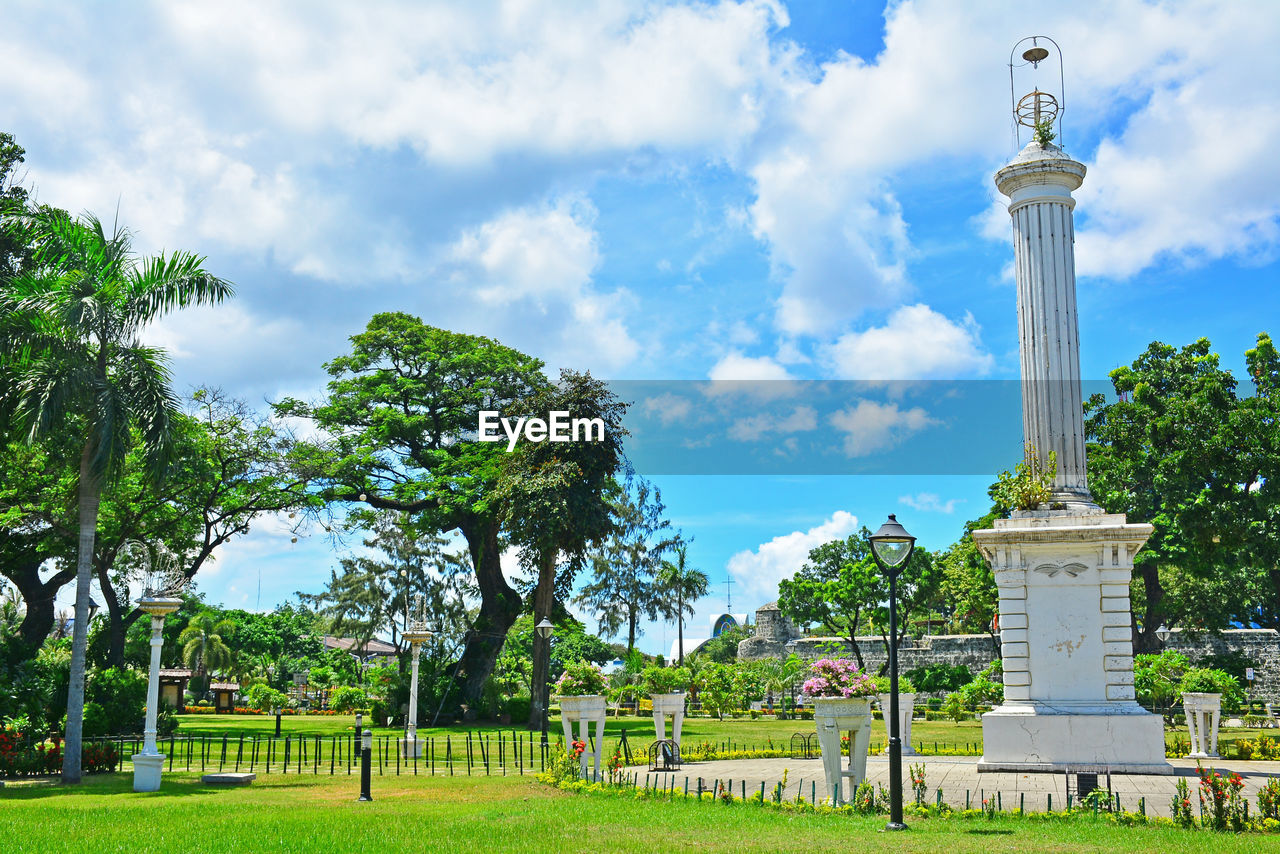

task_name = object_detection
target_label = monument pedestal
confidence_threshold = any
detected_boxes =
[974,511,1170,775]
[133,752,165,792]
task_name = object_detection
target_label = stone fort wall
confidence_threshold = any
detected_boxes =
[739,627,1280,702]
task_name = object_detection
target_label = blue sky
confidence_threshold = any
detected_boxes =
[5,0,1278,654]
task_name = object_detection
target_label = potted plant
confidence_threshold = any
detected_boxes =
[1180,668,1238,758]
[642,665,690,749]
[555,661,608,779]
[872,674,917,755]
[805,658,878,805]
[555,660,608,721]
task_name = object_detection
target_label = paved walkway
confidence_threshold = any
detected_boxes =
[628,754,1280,818]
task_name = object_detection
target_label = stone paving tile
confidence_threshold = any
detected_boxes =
[628,755,1280,819]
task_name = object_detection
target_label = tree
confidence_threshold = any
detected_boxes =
[1084,336,1273,650]
[495,369,627,728]
[657,542,709,666]
[0,208,232,782]
[179,612,236,686]
[777,531,882,669]
[939,506,1001,654]
[575,478,679,653]
[277,314,545,709]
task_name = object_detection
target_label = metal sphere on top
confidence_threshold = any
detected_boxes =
[1008,35,1066,149]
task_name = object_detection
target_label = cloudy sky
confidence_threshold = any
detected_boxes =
[6,0,1278,655]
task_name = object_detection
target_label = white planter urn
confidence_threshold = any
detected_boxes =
[876,693,917,755]
[650,693,686,751]
[1182,692,1223,758]
[558,694,607,780]
[813,696,873,806]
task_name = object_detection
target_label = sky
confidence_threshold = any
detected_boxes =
[5,0,1279,656]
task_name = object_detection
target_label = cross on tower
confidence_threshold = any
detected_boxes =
[724,573,734,613]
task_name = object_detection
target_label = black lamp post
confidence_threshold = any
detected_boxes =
[535,618,555,751]
[868,514,916,833]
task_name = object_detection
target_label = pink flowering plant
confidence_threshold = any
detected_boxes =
[554,660,607,697]
[802,658,877,698]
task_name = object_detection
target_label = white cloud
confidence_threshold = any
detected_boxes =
[824,304,993,379]
[437,196,639,371]
[708,351,794,382]
[727,405,817,441]
[899,492,962,514]
[726,509,858,604]
[641,393,695,426]
[828,399,936,457]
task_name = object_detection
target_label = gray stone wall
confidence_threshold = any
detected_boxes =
[738,628,1280,702]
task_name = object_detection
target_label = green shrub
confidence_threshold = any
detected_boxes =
[641,665,690,696]
[905,664,972,694]
[328,686,369,712]
[871,674,916,694]
[156,706,179,736]
[1180,668,1244,713]
[505,695,531,722]
[244,684,289,712]
[554,661,607,697]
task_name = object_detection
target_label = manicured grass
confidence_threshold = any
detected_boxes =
[0,771,1266,853]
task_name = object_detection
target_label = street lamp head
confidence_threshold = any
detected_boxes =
[88,597,100,623]
[535,617,554,640]
[1155,624,1171,643]
[869,514,916,571]
[362,729,372,751]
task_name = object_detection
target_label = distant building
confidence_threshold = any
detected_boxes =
[667,612,748,662]
[736,602,799,660]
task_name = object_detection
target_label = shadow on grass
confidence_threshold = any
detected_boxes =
[964,828,1015,835]
[0,773,330,800]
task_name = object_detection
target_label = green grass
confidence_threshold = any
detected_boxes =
[0,771,1266,853]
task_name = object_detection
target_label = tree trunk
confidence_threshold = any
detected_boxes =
[1131,561,1165,654]
[63,441,102,784]
[676,591,684,666]
[453,517,521,712]
[95,561,134,667]
[6,549,74,648]
[527,549,556,729]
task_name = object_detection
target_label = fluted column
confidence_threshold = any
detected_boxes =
[996,142,1092,504]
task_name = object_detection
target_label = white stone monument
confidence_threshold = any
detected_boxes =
[974,38,1169,774]
[134,595,183,792]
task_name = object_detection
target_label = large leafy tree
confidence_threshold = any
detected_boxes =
[867,544,942,665]
[575,478,679,654]
[179,612,236,683]
[278,314,545,709]
[496,369,627,728]
[656,542,709,666]
[777,531,881,669]
[0,208,231,781]
[1084,336,1275,651]
[938,505,1002,655]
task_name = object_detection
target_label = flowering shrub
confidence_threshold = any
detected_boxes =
[1171,777,1195,828]
[81,741,119,774]
[182,706,217,714]
[1197,763,1247,831]
[909,762,927,806]
[1259,778,1280,821]
[801,659,876,698]
[555,661,607,697]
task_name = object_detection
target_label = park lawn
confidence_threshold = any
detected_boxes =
[0,771,1265,854]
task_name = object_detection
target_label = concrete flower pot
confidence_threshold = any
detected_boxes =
[813,696,873,806]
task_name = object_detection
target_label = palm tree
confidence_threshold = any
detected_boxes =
[657,543,709,666]
[179,613,237,684]
[758,654,806,715]
[0,208,232,781]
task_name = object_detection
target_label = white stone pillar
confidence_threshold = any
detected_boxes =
[134,596,181,793]
[998,142,1091,504]
[401,629,430,758]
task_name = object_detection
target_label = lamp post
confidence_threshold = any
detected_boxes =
[357,729,373,802]
[868,514,916,832]
[402,599,432,759]
[134,595,182,792]
[536,617,554,750]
